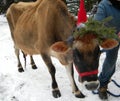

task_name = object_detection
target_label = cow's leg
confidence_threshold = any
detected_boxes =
[30,55,37,69]
[41,53,61,98]
[65,64,85,98]
[14,46,24,72]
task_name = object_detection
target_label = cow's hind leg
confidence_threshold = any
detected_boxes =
[66,64,85,98]
[41,53,61,98]
[14,46,24,72]
[21,52,37,70]
[30,55,37,69]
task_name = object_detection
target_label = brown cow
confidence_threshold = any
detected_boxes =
[6,0,118,98]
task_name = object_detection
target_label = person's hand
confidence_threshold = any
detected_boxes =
[118,32,120,38]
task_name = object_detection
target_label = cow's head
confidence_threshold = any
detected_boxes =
[50,33,119,91]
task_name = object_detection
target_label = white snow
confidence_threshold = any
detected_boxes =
[0,14,120,101]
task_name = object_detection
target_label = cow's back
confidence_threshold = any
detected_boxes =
[6,0,42,39]
[13,0,76,55]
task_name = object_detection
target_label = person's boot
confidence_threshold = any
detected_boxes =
[98,85,108,100]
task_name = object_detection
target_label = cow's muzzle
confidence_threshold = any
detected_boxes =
[77,69,99,91]
[83,80,100,91]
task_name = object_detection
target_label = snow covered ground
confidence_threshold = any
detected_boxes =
[0,14,120,101]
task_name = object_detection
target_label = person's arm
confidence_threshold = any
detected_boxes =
[94,3,106,21]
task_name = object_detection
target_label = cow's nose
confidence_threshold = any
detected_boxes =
[84,80,99,91]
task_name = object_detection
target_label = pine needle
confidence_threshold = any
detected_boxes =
[73,16,119,42]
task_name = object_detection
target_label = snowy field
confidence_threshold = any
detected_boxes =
[0,14,120,101]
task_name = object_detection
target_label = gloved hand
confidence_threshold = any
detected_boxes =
[118,32,120,38]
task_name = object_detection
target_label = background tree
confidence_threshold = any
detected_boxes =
[0,0,100,15]
[0,0,35,14]
[66,0,100,15]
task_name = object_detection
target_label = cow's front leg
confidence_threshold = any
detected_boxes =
[41,54,61,98]
[65,64,85,98]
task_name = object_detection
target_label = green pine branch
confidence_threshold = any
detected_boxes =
[73,16,119,42]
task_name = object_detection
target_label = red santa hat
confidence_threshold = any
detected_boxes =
[77,0,87,26]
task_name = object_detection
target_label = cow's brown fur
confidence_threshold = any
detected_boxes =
[6,1,36,33]
[74,34,98,51]
[12,0,75,55]
[6,1,40,71]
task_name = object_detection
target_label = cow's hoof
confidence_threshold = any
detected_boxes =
[75,92,85,98]
[32,65,37,69]
[18,68,24,72]
[74,91,85,98]
[52,90,61,98]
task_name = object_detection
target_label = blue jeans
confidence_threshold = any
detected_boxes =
[99,44,120,87]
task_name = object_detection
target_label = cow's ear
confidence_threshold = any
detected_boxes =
[50,41,69,52]
[100,39,119,49]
